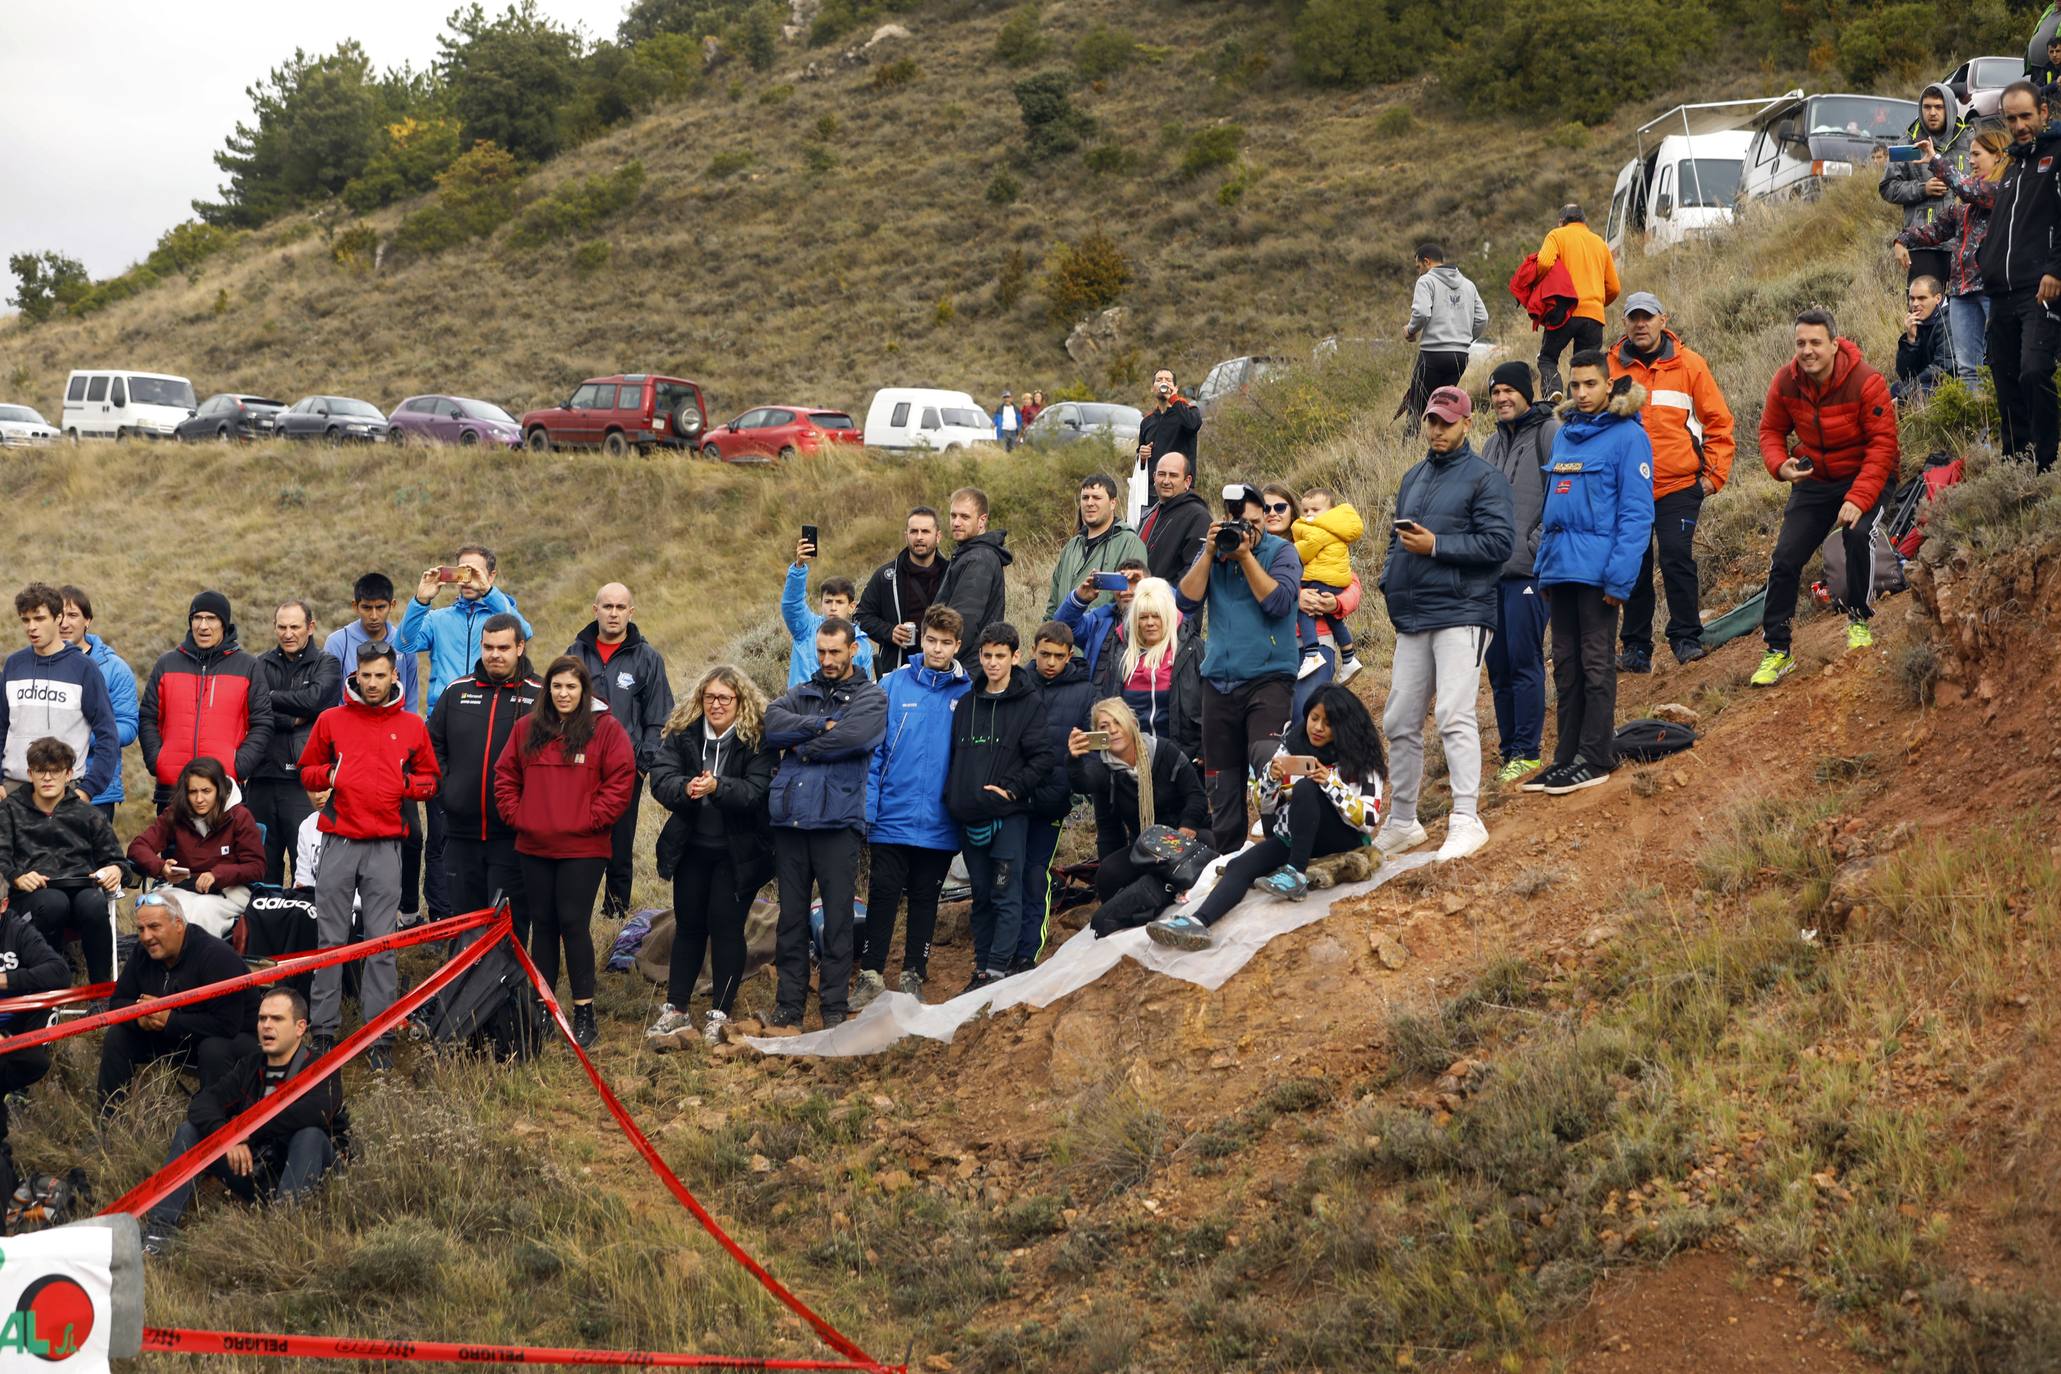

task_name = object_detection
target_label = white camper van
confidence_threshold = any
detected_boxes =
[60,369,198,441]
[1605,99,1771,256]
[862,387,993,451]
[1738,92,1919,204]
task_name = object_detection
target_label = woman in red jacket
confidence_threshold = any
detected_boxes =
[126,756,264,942]
[494,656,634,1048]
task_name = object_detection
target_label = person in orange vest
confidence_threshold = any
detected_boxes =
[1534,204,1621,397]
[1605,292,1735,671]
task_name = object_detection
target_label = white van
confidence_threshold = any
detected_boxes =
[1738,92,1918,205]
[61,369,198,441]
[862,387,993,451]
[1605,101,1768,257]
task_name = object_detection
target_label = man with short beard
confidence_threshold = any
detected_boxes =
[251,599,341,886]
[855,506,949,676]
[429,614,539,938]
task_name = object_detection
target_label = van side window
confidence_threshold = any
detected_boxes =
[921,407,941,429]
[890,402,910,426]
[67,376,88,402]
[86,376,108,403]
[109,378,126,407]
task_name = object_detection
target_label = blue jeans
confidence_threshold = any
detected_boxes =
[1947,293,1989,385]
[146,1120,335,1229]
[1485,576,1549,762]
[1015,815,1064,967]
[1291,643,1337,726]
[962,814,1028,975]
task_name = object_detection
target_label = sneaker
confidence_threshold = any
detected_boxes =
[849,968,887,1011]
[571,1004,598,1049]
[1672,639,1708,665]
[820,1010,847,1030]
[395,908,424,931]
[1335,654,1364,686]
[1435,813,1490,862]
[365,1043,392,1074]
[702,1009,729,1045]
[1749,650,1796,687]
[1373,819,1429,855]
[310,1032,338,1059]
[1495,757,1542,785]
[961,970,992,996]
[142,1225,176,1257]
[1007,957,1035,975]
[1257,865,1309,900]
[1617,647,1652,674]
[1296,651,1326,680]
[1846,620,1874,650]
[1542,758,1612,795]
[1146,914,1213,951]
[768,1008,803,1030]
[1522,763,1570,794]
[646,1003,692,1041]
[897,969,925,999]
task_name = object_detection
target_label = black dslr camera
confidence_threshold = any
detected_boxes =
[1214,484,1254,555]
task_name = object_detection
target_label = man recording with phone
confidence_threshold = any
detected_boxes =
[1046,474,1147,618]
[1175,484,1301,853]
[1136,369,1201,512]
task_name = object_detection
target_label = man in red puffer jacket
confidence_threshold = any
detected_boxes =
[1752,308,1900,688]
[139,591,274,809]
[297,642,439,1068]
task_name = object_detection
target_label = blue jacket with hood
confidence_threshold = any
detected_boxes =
[865,657,970,850]
[396,587,534,713]
[83,634,139,806]
[1534,383,1657,600]
[781,562,877,687]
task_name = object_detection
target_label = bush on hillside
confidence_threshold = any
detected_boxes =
[1044,231,1132,324]
[1836,3,1934,87]
[1014,72,1097,158]
[330,222,380,271]
[5,251,89,325]
[507,161,647,248]
[392,141,522,258]
[438,3,584,163]
[994,6,1048,64]
[1440,0,1711,123]
[986,171,1022,205]
[809,0,917,46]
[995,247,1029,310]
[1290,0,1415,88]
[1074,24,1136,81]
[1084,143,1137,175]
[870,57,918,90]
[1180,124,1245,179]
[343,115,464,213]
[708,150,755,177]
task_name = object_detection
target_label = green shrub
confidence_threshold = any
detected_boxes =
[1292,0,1412,88]
[1372,107,1413,139]
[342,115,463,213]
[1180,124,1244,179]
[1014,71,1096,157]
[803,144,836,174]
[994,5,1048,64]
[756,82,794,105]
[1211,37,1270,86]
[1084,143,1135,175]
[1546,120,1591,150]
[813,112,839,141]
[708,149,755,177]
[996,247,1029,310]
[435,142,523,240]
[1074,23,1135,81]
[986,171,1022,205]
[143,221,235,279]
[393,205,468,258]
[572,240,611,275]
[507,160,647,248]
[870,57,918,89]
[1217,166,1252,206]
[1440,0,1711,122]
[330,222,380,270]
[1838,2,1934,86]
[1044,230,1132,324]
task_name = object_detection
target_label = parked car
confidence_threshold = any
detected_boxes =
[861,387,993,451]
[1605,101,1766,257]
[389,394,524,448]
[1942,54,2024,119]
[1023,402,1142,450]
[519,374,708,456]
[1195,356,1287,417]
[0,404,58,447]
[700,405,860,462]
[275,395,393,444]
[1738,92,1918,204]
[172,393,287,442]
[60,369,197,441]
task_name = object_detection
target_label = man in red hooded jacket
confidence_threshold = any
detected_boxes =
[1752,308,1900,687]
[297,641,439,1068]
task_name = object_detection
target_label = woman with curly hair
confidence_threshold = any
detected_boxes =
[644,665,776,1048]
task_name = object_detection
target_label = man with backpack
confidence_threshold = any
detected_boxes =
[567,583,675,920]
[428,614,539,938]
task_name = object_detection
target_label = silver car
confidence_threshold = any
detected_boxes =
[1025,401,1142,450]
[0,404,57,446]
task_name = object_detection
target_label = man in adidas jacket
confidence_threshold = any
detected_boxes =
[1980,81,2061,473]
[428,614,539,940]
[0,583,118,800]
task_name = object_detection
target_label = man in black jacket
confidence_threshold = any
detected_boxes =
[251,600,341,886]
[0,892,69,1155]
[854,507,948,676]
[428,615,539,940]
[1016,623,1095,972]
[937,488,1012,668]
[1981,81,2061,473]
[567,585,676,919]
[1138,454,1213,582]
[1135,368,1201,504]
[1892,275,1955,402]
[140,987,343,1255]
[97,891,256,1114]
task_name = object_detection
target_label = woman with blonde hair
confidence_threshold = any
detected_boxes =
[1106,576,1202,765]
[1066,697,1208,935]
[1896,121,2010,383]
[644,665,776,1047]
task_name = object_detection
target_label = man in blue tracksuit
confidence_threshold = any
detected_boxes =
[1530,352,1656,797]
[764,617,888,1029]
[1,583,119,802]
[1017,621,1096,971]
[58,586,139,823]
[853,604,970,1008]
[781,540,876,686]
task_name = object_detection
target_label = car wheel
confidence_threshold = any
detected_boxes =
[777,445,798,462]
[65,429,79,444]
[324,427,342,446]
[701,442,722,459]
[389,426,410,448]
[602,430,630,458]
[217,424,232,441]
[526,428,552,454]
[459,429,480,446]
[114,427,129,442]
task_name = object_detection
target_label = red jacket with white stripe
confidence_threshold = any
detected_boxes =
[1758,338,1901,514]
[298,677,440,842]
[1608,331,1736,499]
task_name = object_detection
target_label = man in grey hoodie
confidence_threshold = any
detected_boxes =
[1879,82,1969,285]
[1401,242,1489,436]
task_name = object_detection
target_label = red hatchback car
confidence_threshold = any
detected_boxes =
[699,405,861,462]
[520,374,709,456]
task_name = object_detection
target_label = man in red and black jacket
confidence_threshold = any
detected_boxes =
[298,642,439,1068]
[139,590,274,810]
[427,614,539,940]
[1752,308,1900,688]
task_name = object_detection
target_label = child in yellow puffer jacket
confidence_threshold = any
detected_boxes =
[1293,488,1365,681]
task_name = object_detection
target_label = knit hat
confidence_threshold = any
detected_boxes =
[1489,361,1536,404]
[189,589,233,626]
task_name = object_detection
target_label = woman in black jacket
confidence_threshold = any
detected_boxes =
[1066,698,1207,935]
[645,665,776,1047]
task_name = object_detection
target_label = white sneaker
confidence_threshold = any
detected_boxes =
[701,1009,729,1045]
[1374,819,1429,855]
[645,1003,691,1040]
[1435,814,1489,862]
[850,968,887,1010]
[1297,651,1325,680]
[1335,654,1364,686]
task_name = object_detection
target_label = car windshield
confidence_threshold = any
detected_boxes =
[942,407,987,428]
[1972,57,2023,87]
[332,398,385,419]
[1076,404,1139,425]
[1676,159,1742,206]
[244,397,286,409]
[1806,97,1915,139]
[809,412,857,429]
[0,406,44,424]
[461,399,516,424]
[129,376,196,408]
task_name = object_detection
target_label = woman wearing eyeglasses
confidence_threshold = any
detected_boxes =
[643,665,775,1049]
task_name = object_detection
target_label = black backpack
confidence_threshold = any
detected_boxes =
[427,938,547,1062]
[1614,719,1697,762]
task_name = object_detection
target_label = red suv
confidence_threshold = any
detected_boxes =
[520,374,709,456]
[700,405,861,463]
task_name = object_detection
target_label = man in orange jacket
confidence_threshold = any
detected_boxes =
[1534,204,1621,396]
[1606,292,1735,670]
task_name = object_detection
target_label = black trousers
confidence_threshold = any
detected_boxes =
[444,833,527,944]
[518,854,605,1003]
[861,842,954,978]
[1986,285,2061,472]
[1198,676,1293,855]
[1623,485,1704,655]
[772,827,860,1018]
[668,843,752,1013]
[1402,350,1468,436]
[244,777,314,887]
[0,1042,51,1143]
[1761,475,1878,652]
[1195,782,1360,926]
[1088,846,1177,936]
[96,1024,255,1112]
[1537,317,1603,396]
[20,885,115,982]
[1549,584,1619,770]
[603,776,643,916]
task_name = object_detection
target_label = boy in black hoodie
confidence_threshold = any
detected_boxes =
[0,891,70,1166]
[945,624,1053,991]
[1016,622,1095,972]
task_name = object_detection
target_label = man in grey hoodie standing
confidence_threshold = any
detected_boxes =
[1879,82,1969,286]
[1401,242,1489,436]
[1476,363,1556,787]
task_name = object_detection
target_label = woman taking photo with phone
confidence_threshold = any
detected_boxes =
[1066,698,1207,935]
[495,656,636,1048]
[1147,684,1384,951]
[644,665,775,1048]
[126,756,264,940]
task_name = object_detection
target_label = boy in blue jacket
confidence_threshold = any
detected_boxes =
[855,604,969,1007]
[1530,353,1656,797]
[782,538,877,687]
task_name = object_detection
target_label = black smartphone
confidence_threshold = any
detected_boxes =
[1393,519,1421,532]
[1791,458,1814,474]
[801,523,819,551]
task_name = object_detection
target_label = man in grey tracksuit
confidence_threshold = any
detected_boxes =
[1402,241,1490,436]
[1476,362,1556,782]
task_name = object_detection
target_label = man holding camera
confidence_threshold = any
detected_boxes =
[1176,484,1301,854]
[1136,370,1201,511]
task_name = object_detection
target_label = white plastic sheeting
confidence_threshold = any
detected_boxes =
[744,848,1438,1058]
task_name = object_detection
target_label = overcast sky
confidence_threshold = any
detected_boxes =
[0,0,628,281]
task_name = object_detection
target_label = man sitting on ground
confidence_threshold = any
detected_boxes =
[98,890,256,1115]
[140,987,344,1254]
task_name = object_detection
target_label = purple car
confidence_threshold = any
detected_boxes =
[388,394,525,448]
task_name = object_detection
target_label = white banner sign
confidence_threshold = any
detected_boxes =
[0,1225,115,1371]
